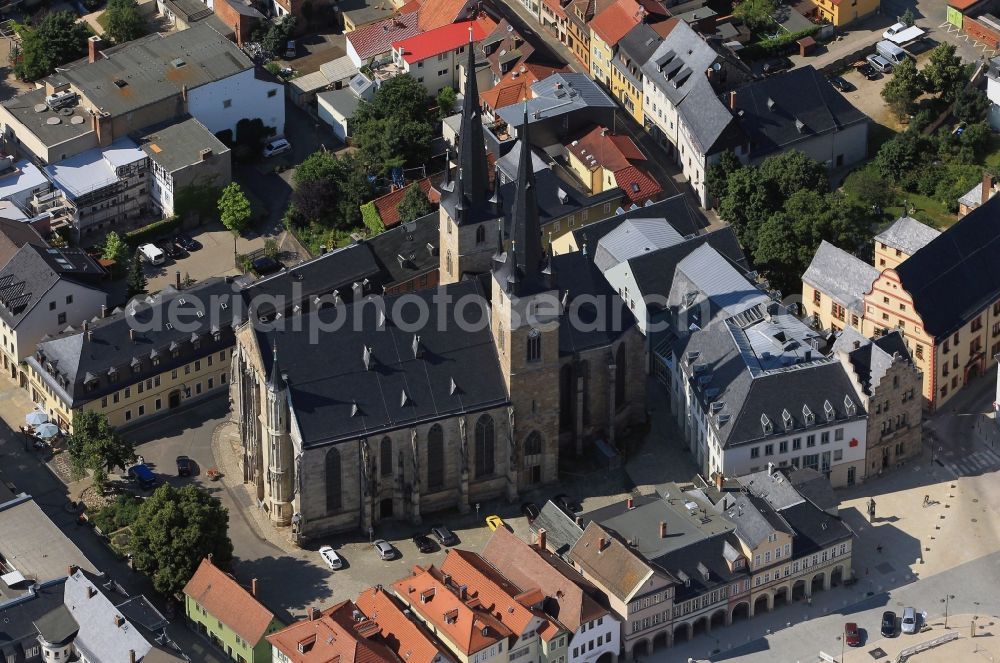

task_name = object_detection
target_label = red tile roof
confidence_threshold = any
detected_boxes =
[347,13,420,61]
[612,164,661,204]
[949,0,980,9]
[393,564,512,656]
[371,178,435,228]
[589,0,644,47]
[393,20,488,64]
[480,63,565,111]
[182,559,276,645]
[400,0,421,12]
[565,126,661,203]
[267,601,400,663]
[481,528,609,633]
[418,0,473,30]
[356,587,451,663]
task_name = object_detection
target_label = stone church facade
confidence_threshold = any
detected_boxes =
[230,42,646,540]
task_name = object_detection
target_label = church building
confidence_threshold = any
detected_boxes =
[230,39,647,540]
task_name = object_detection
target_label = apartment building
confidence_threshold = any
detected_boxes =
[801,240,878,333]
[563,126,662,205]
[610,22,674,124]
[268,600,402,663]
[24,276,238,430]
[392,21,488,96]
[355,586,457,663]
[588,0,644,86]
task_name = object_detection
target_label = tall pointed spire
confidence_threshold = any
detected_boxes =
[498,102,545,296]
[444,26,491,225]
[267,336,285,392]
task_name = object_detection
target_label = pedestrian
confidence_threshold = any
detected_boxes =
[877,544,883,554]
[137,454,144,465]
[923,494,930,507]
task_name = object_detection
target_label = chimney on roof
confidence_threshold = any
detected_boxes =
[101,304,108,318]
[199,148,213,161]
[67,565,78,577]
[115,615,125,628]
[983,172,993,205]
[536,528,547,550]
[853,340,861,350]
[767,461,774,475]
[598,537,608,552]
[175,270,182,290]
[182,85,188,102]
[129,650,136,663]
[129,328,136,342]
[728,90,736,111]
[88,35,103,64]
[87,586,98,599]
[659,521,667,538]
[310,607,321,621]
[626,497,634,510]
[714,472,724,490]
[251,578,258,597]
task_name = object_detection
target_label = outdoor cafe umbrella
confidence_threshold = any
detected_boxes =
[25,411,48,427]
[35,423,60,440]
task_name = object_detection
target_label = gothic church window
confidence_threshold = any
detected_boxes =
[427,424,445,490]
[475,415,495,477]
[380,437,392,477]
[527,329,541,362]
[325,448,342,512]
[476,225,486,244]
[525,431,542,456]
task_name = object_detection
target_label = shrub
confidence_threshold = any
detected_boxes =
[92,494,142,534]
[125,217,181,247]
[360,201,384,235]
[741,26,821,60]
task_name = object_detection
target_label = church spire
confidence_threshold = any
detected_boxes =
[267,336,285,392]
[497,103,545,296]
[445,27,491,224]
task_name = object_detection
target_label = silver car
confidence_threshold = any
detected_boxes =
[901,607,918,634]
[866,53,893,74]
[373,539,396,560]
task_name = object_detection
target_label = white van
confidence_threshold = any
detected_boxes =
[139,243,164,266]
[876,40,907,65]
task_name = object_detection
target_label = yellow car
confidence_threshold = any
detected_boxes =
[486,515,506,531]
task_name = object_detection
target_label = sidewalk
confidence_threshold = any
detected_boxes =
[843,614,999,662]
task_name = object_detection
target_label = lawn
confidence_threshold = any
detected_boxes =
[884,193,957,229]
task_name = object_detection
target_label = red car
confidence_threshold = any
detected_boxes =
[845,622,861,647]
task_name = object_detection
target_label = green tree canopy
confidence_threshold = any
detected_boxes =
[843,166,896,211]
[921,43,966,101]
[68,410,135,492]
[397,183,433,223]
[129,485,234,595]
[103,0,145,44]
[353,75,434,175]
[954,87,991,124]
[102,230,129,264]
[705,150,743,206]
[126,249,147,299]
[437,86,458,119]
[733,0,776,30]
[881,57,923,120]
[15,11,91,82]
[292,151,373,230]
[259,15,296,55]
[218,182,252,236]
[874,130,933,184]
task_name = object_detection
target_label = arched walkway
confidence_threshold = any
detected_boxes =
[830,565,845,587]
[773,586,789,609]
[710,608,727,629]
[673,621,692,643]
[631,639,650,659]
[692,615,709,638]
[596,652,615,663]
[810,571,826,595]
[731,601,750,623]
[752,594,769,616]
[652,631,670,650]
[792,579,807,601]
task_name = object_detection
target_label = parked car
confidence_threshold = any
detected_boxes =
[762,57,793,75]
[251,256,283,276]
[175,455,192,477]
[431,525,458,546]
[828,75,854,92]
[285,40,296,59]
[485,515,506,531]
[373,539,397,560]
[553,494,577,515]
[263,138,292,158]
[138,243,164,266]
[412,534,435,553]
[174,233,202,252]
[319,545,344,570]
[128,463,157,489]
[866,53,893,74]
[901,607,918,634]
[856,63,879,80]
[881,611,897,637]
[521,502,540,522]
[844,622,861,647]
[161,240,186,260]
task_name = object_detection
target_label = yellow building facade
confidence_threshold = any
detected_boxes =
[800,0,879,26]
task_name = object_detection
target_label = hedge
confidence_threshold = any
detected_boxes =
[125,217,181,247]
[742,25,822,60]
[360,201,385,235]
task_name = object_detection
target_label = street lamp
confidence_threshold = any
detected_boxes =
[942,594,956,629]
[837,631,845,663]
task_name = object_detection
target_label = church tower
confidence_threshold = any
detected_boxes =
[265,341,294,526]
[491,105,560,491]
[439,30,503,284]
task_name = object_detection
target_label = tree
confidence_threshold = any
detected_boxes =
[14,11,91,82]
[875,130,932,184]
[718,165,769,248]
[922,43,966,101]
[900,7,916,25]
[954,87,990,124]
[126,249,147,299]
[397,183,433,223]
[843,166,896,212]
[881,58,923,120]
[259,15,296,55]
[756,150,828,200]
[68,410,135,493]
[733,0,776,30]
[129,485,234,595]
[218,182,252,236]
[437,86,457,119]
[102,230,130,265]
[353,75,435,175]
[292,150,372,229]
[103,0,145,44]
[705,150,743,207]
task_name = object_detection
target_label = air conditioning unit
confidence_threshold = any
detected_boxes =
[45,90,78,110]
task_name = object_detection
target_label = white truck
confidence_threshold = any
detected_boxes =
[882,22,926,45]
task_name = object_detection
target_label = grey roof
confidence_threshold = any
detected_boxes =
[137,116,230,173]
[555,251,636,355]
[45,138,147,199]
[28,277,238,407]
[844,330,912,396]
[256,279,510,447]
[719,492,792,549]
[64,570,153,662]
[616,23,665,87]
[737,468,806,510]
[319,55,360,83]
[569,522,663,602]
[732,66,868,160]
[593,217,685,272]
[802,241,878,314]
[0,159,48,201]
[496,140,548,182]
[571,193,706,249]
[787,468,839,513]
[58,23,252,119]
[667,244,769,323]
[0,216,46,267]
[220,0,265,18]
[500,168,621,233]
[337,0,397,26]
[0,87,93,150]
[317,87,363,118]
[958,180,989,208]
[0,578,68,658]
[778,500,851,556]
[531,501,584,557]
[33,604,78,645]
[0,244,105,328]
[894,194,1000,338]
[366,211,440,285]
[495,73,616,127]
[163,0,212,20]
[652,532,744,602]
[874,216,940,257]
